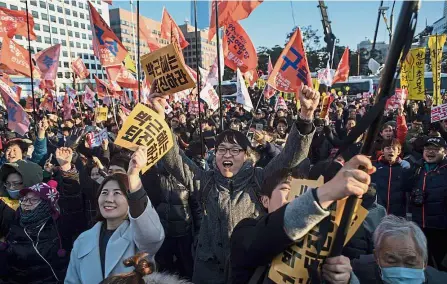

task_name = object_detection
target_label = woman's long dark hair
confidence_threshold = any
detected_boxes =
[95,173,130,222]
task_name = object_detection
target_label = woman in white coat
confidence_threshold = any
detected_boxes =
[65,147,165,284]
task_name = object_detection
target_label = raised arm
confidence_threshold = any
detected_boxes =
[261,85,319,179]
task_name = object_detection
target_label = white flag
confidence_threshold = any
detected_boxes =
[200,83,220,111]
[236,68,253,111]
[317,59,334,86]
[206,43,224,86]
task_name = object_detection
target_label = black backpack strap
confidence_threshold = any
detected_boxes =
[200,171,214,215]
[248,265,267,284]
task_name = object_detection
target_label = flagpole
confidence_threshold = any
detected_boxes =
[246,90,265,132]
[130,0,138,66]
[25,0,36,120]
[214,0,224,132]
[193,0,204,156]
[435,33,439,105]
[136,0,142,103]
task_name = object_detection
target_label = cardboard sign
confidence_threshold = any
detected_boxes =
[200,83,220,111]
[95,107,108,123]
[385,89,408,110]
[141,44,195,95]
[86,128,108,148]
[188,101,204,115]
[431,103,447,123]
[114,103,174,173]
[268,177,367,284]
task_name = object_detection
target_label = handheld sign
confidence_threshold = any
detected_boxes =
[268,177,367,284]
[114,103,174,173]
[95,107,108,123]
[141,44,195,95]
[431,102,447,123]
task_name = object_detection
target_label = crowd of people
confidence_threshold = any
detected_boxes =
[0,82,446,284]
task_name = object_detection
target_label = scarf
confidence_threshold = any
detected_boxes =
[20,201,52,236]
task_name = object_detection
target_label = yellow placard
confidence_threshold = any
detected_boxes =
[268,177,368,284]
[141,44,195,95]
[95,107,108,123]
[124,54,137,73]
[114,103,174,173]
[428,35,447,106]
[312,78,320,93]
[407,48,426,101]
[400,53,409,90]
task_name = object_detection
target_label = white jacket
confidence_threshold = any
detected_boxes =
[65,197,165,284]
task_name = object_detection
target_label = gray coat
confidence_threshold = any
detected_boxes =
[162,121,314,283]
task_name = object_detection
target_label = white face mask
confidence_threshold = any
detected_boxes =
[94,176,105,185]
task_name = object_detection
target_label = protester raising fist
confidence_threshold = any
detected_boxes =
[298,83,320,120]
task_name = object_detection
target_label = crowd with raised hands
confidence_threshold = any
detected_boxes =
[0,82,447,284]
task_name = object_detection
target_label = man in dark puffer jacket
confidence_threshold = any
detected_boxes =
[403,137,447,271]
[142,162,202,280]
[371,139,407,217]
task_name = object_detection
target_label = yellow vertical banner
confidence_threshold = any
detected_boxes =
[428,35,446,106]
[407,48,426,101]
[400,54,409,90]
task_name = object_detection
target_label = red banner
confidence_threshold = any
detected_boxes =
[0,79,30,135]
[72,57,90,80]
[332,47,350,84]
[161,8,189,49]
[209,0,262,41]
[34,44,60,81]
[105,64,138,89]
[223,21,257,74]
[0,7,36,40]
[40,89,55,113]
[386,88,407,110]
[267,28,312,93]
[88,2,127,67]
[0,37,32,77]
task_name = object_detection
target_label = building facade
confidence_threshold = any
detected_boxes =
[0,0,110,95]
[179,23,217,69]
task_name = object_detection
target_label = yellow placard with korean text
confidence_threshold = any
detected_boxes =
[407,48,426,101]
[95,107,108,123]
[428,35,447,106]
[141,44,195,95]
[114,103,174,173]
[268,177,367,284]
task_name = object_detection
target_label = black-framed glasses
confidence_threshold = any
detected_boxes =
[4,181,23,189]
[216,147,244,156]
[19,197,41,205]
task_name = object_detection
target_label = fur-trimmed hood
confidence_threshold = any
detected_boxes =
[142,272,192,284]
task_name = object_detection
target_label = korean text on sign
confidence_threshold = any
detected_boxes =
[114,103,174,173]
[141,44,195,95]
[95,107,108,123]
[431,103,447,123]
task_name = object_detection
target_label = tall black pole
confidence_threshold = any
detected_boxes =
[329,0,419,258]
[214,0,224,132]
[371,0,384,59]
[435,33,439,105]
[25,0,36,120]
[136,0,141,103]
[194,0,204,156]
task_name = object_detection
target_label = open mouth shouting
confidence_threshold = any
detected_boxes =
[222,161,233,169]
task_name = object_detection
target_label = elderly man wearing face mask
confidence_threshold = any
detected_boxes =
[353,215,447,284]
[148,84,319,284]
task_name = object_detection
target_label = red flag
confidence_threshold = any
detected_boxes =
[84,85,96,108]
[0,7,36,40]
[263,55,275,99]
[25,96,35,112]
[105,64,138,89]
[102,0,112,5]
[161,8,189,49]
[34,44,60,81]
[332,47,350,84]
[120,105,131,115]
[244,69,258,88]
[40,89,55,113]
[95,75,108,98]
[268,28,312,94]
[66,85,76,100]
[0,79,30,135]
[223,22,257,73]
[88,2,127,67]
[139,16,160,52]
[0,37,32,77]
[209,0,263,41]
[72,57,90,80]
[38,79,55,90]
[0,73,21,102]
[63,94,73,120]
